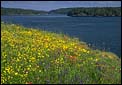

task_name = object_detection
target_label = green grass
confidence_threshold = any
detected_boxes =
[1,22,121,84]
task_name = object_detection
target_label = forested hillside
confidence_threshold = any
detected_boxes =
[49,8,73,14]
[49,7,121,16]
[1,7,48,15]
[1,7,121,16]
[67,7,121,16]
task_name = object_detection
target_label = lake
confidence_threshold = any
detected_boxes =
[1,15,121,57]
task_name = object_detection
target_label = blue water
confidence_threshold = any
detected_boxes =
[1,15,121,57]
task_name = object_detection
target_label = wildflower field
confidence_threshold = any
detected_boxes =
[1,22,121,84]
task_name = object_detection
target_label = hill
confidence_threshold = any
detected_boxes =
[1,7,121,16]
[67,7,121,17]
[49,7,121,16]
[1,22,121,84]
[1,7,48,15]
[49,8,73,14]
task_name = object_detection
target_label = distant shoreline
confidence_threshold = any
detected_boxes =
[68,15,121,17]
[2,7,121,17]
[1,15,121,17]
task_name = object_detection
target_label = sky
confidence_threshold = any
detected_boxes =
[1,1,121,11]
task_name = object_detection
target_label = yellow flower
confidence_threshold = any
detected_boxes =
[108,55,114,59]
[90,57,93,60]
[95,58,98,62]
[29,65,32,67]
[63,45,68,50]
[27,67,30,70]
[82,49,87,53]
[41,56,44,58]
[38,53,41,55]
[15,72,18,75]
[18,51,22,56]
[5,67,12,74]
[54,57,64,64]
[87,51,90,54]
[1,79,5,83]
[16,58,20,62]
[30,57,36,62]
[39,70,42,73]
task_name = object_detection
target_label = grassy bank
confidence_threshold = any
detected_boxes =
[1,22,121,84]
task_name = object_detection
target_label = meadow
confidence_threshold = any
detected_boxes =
[1,22,121,84]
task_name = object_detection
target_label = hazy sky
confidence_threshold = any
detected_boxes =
[1,1,121,11]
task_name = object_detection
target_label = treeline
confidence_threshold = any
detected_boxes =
[67,7,121,16]
[1,7,121,16]
[49,7,121,16]
[1,7,48,15]
[49,8,73,14]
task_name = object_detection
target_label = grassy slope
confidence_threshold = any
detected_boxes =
[1,22,121,84]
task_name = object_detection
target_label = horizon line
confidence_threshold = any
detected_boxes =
[2,6,121,11]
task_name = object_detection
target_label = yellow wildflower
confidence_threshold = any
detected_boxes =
[39,70,42,73]
[30,57,36,62]
[87,51,90,54]
[95,58,99,62]
[63,45,68,50]
[16,58,20,62]
[27,67,30,70]
[29,65,32,67]
[82,49,87,53]
[15,72,18,75]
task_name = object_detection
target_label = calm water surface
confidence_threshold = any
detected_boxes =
[1,15,121,57]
